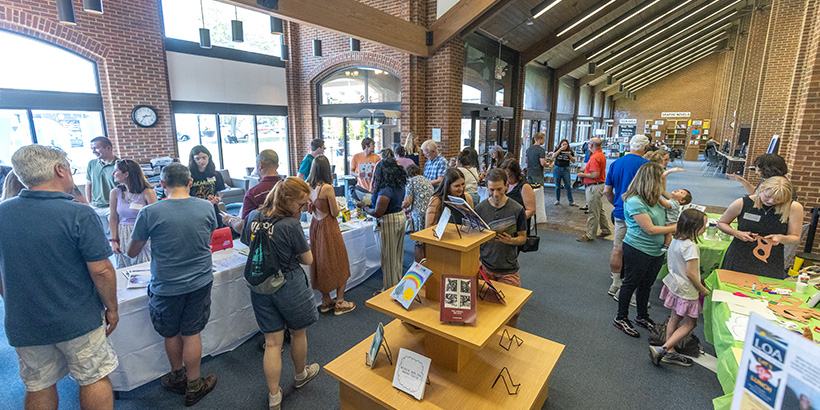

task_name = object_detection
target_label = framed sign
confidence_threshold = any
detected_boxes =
[619,119,637,124]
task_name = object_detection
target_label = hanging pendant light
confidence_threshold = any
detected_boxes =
[313,29,322,57]
[83,0,103,14]
[231,7,244,42]
[198,0,211,49]
[280,42,290,62]
[270,17,283,35]
[57,0,77,24]
[350,38,360,52]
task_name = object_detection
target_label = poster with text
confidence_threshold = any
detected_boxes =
[731,313,820,410]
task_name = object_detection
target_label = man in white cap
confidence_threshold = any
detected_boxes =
[603,134,650,302]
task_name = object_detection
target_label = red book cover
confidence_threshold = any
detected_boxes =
[439,275,477,324]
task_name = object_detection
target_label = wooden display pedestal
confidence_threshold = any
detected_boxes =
[366,281,531,372]
[325,319,564,410]
[410,223,495,302]
[324,223,564,409]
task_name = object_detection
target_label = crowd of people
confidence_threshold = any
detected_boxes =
[0,129,806,408]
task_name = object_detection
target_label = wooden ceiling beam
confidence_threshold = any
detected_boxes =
[429,0,514,53]
[220,0,429,56]
[555,54,590,78]
[521,0,632,63]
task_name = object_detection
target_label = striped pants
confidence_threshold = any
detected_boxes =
[378,211,406,290]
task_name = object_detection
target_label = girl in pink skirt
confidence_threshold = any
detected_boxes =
[650,209,711,367]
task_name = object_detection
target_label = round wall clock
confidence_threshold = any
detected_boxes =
[131,105,158,128]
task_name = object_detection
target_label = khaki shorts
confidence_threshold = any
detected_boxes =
[15,323,118,392]
[613,218,628,248]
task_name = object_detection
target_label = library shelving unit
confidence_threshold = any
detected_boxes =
[324,224,565,409]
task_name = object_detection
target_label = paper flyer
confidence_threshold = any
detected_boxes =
[392,348,431,400]
[730,313,820,410]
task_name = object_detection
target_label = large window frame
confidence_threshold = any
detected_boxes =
[172,102,290,176]
[0,30,106,181]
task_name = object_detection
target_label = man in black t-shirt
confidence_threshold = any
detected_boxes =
[525,132,547,184]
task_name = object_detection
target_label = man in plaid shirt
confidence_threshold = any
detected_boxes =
[421,140,448,187]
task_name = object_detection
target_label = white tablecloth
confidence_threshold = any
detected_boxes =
[108,219,378,391]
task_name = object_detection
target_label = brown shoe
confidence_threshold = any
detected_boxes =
[334,301,356,316]
[598,231,612,238]
[161,369,187,395]
[185,374,217,407]
[577,235,594,242]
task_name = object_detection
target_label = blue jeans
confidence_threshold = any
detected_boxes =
[553,166,574,203]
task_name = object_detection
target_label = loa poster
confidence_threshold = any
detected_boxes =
[731,313,820,410]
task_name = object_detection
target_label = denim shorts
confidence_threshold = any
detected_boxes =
[16,322,118,391]
[148,282,213,338]
[250,267,319,333]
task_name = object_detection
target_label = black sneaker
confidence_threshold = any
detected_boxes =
[649,346,666,366]
[661,352,693,367]
[185,374,218,407]
[613,317,640,338]
[634,317,657,331]
[161,369,187,395]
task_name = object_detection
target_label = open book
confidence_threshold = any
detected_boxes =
[443,195,490,230]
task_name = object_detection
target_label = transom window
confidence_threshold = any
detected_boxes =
[319,67,400,105]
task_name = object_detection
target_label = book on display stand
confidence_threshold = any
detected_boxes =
[440,275,477,324]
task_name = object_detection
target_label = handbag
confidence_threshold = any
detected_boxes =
[405,216,415,234]
[519,215,540,253]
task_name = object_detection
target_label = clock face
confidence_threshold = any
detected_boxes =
[132,105,158,128]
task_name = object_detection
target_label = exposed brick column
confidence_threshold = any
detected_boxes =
[745,0,807,185]
[424,38,464,161]
[782,0,820,221]
[510,58,526,159]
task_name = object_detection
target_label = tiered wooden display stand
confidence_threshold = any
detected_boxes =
[324,224,565,409]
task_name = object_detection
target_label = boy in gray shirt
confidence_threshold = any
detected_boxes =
[128,163,218,406]
[474,169,527,327]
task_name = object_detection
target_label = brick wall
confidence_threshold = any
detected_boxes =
[612,54,720,134]
[285,0,469,173]
[0,0,175,162]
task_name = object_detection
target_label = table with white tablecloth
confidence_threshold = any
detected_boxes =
[108,219,378,391]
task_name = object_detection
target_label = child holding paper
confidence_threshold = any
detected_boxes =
[650,209,710,367]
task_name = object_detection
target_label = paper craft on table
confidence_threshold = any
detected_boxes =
[711,290,777,321]
[392,348,431,400]
[726,312,749,342]
[390,262,433,310]
[126,272,151,289]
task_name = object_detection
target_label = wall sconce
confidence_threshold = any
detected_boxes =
[270,17,283,35]
[231,7,244,42]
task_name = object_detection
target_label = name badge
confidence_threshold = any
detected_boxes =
[743,213,761,222]
[207,177,216,182]
[130,203,143,210]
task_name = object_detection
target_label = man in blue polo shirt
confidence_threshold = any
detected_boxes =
[0,145,119,409]
[603,134,649,299]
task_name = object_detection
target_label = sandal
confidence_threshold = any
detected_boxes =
[334,301,356,316]
[319,300,336,313]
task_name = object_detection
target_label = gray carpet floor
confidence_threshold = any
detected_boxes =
[0,230,725,409]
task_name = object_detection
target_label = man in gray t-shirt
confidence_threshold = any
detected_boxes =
[128,163,218,405]
[525,132,547,184]
[475,169,527,326]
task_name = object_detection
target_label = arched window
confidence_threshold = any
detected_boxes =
[0,30,105,179]
[319,67,400,105]
[317,67,401,175]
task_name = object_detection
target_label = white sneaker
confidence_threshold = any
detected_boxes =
[269,389,282,410]
[553,200,560,206]
[612,293,639,307]
[293,363,320,389]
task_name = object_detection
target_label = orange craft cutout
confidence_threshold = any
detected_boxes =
[752,236,772,263]
[767,306,820,324]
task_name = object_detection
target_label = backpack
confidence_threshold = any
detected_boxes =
[243,213,286,294]
[648,320,703,357]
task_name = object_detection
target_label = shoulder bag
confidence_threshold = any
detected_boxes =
[244,213,287,294]
[519,215,540,253]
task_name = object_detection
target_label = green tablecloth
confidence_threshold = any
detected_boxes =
[658,214,733,280]
[703,270,820,410]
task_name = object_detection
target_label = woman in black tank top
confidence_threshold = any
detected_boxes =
[718,177,804,279]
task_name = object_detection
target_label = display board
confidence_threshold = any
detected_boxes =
[618,125,637,140]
